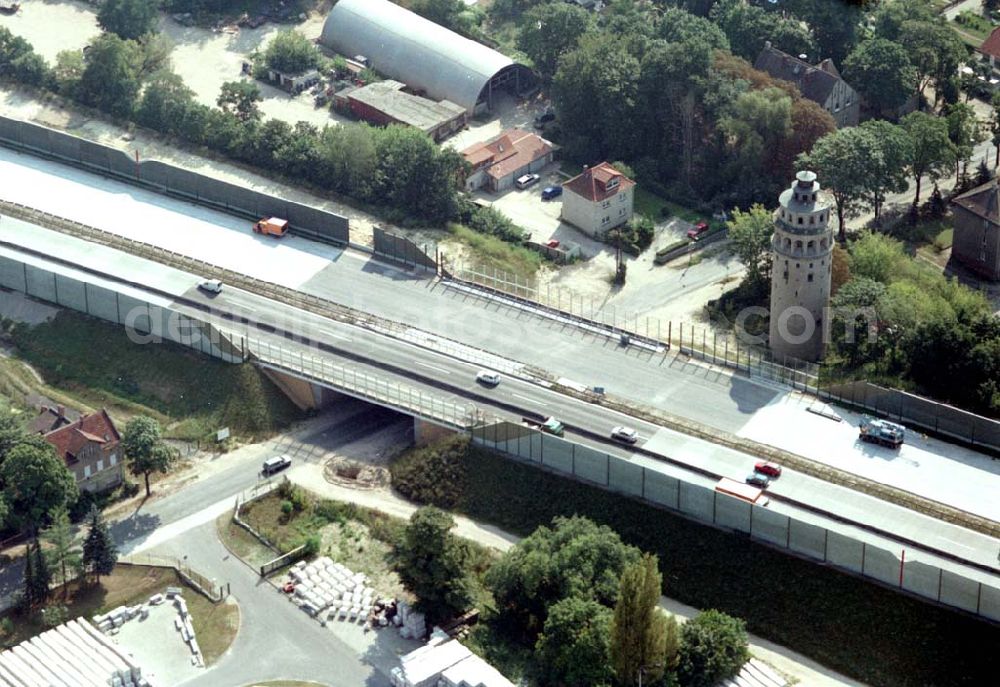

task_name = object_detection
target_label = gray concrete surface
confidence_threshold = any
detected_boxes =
[114,600,204,686]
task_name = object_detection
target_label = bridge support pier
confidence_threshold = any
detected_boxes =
[261,367,344,411]
[413,417,456,447]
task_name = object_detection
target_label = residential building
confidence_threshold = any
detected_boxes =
[981,27,1000,70]
[30,403,77,435]
[769,171,834,363]
[391,636,514,687]
[754,43,859,128]
[951,180,1000,281]
[461,129,554,193]
[335,80,467,142]
[42,409,123,492]
[560,161,635,239]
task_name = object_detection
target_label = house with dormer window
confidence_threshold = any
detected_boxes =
[41,409,123,493]
[560,162,635,238]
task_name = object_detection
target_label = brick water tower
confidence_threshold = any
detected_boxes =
[768,170,833,362]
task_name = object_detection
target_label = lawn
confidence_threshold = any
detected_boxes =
[390,438,1000,687]
[7,311,304,441]
[633,187,704,224]
[0,565,238,665]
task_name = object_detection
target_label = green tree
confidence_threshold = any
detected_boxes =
[264,29,319,75]
[710,0,815,61]
[41,507,82,598]
[393,507,475,623]
[726,204,774,288]
[137,69,196,133]
[843,38,917,117]
[77,34,141,118]
[829,276,890,368]
[677,610,750,687]
[991,91,1000,168]
[858,120,912,224]
[372,125,462,222]
[82,506,118,584]
[552,33,640,162]
[0,28,52,88]
[134,33,174,81]
[535,596,614,687]
[945,102,985,184]
[53,49,85,98]
[0,439,78,536]
[901,111,956,206]
[98,0,161,41]
[610,554,675,686]
[22,540,51,609]
[899,19,965,103]
[718,87,793,204]
[849,231,907,284]
[411,0,466,30]
[485,515,641,635]
[217,80,262,124]
[517,2,593,79]
[122,416,174,497]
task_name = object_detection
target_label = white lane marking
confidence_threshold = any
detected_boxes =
[325,331,352,341]
[416,361,451,375]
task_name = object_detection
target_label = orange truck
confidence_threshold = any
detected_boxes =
[253,217,289,237]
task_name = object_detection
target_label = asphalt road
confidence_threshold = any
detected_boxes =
[3,219,999,579]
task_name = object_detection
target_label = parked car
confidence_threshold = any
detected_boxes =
[745,472,770,488]
[754,461,782,478]
[476,370,501,387]
[516,173,541,189]
[686,221,710,240]
[610,426,639,444]
[198,278,223,294]
[541,185,563,200]
[533,111,556,129]
[262,455,292,476]
[545,239,560,249]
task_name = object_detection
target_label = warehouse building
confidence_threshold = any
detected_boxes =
[320,0,534,115]
[335,80,467,142]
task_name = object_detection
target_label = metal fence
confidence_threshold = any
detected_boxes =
[471,421,1000,624]
[373,226,437,271]
[247,336,483,429]
[119,553,226,603]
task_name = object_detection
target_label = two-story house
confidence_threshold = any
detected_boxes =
[951,180,1000,281]
[42,409,124,493]
[461,129,554,193]
[560,162,635,239]
[754,43,860,128]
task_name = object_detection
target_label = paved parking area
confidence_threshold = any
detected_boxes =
[114,600,204,686]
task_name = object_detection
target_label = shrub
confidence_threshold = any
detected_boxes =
[290,487,309,513]
[280,500,294,517]
[390,435,470,508]
[302,534,321,557]
[314,499,350,525]
[277,477,294,499]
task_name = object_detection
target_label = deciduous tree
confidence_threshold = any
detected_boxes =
[77,34,141,118]
[517,2,593,79]
[727,204,774,288]
[858,120,912,224]
[535,596,614,687]
[843,39,917,117]
[122,416,174,497]
[98,0,161,41]
[677,610,750,687]
[217,80,262,124]
[901,111,956,206]
[0,438,78,536]
[264,29,319,75]
[799,127,878,240]
[393,507,475,623]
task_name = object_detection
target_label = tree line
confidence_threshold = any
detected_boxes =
[395,507,751,687]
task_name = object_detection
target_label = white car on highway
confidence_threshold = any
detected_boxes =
[476,370,501,387]
[198,278,223,294]
[611,426,639,444]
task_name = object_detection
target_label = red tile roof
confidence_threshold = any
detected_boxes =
[982,27,1000,59]
[461,129,552,181]
[563,162,635,202]
[43,409,120,466]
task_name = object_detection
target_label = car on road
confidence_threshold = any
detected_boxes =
[476,370,501,387]
[545,239,560,249]
[541,185,563,200]
[745,472,770,488]
[610,426,639,444]
[533,111,556,129]
[198,278,223,294]
[754,461,782,478]
[262,455,292,476]
[516,173,541,189]
[686,221,710,240]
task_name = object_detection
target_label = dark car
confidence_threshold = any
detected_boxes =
[745,473,770,488]
[533,112,556,129]
[541,185,563,200]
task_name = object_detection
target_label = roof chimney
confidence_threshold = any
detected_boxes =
[40,405,49,414]
[798,54,808,61]
[56,404,66,418]
[765,41,772,49]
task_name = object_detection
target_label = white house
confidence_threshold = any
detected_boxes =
[560,161,635,239]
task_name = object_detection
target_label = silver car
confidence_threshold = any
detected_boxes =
[611,426,638,444]
[476,370,501,387]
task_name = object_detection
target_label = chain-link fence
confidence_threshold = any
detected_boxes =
[119,553,225,603]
